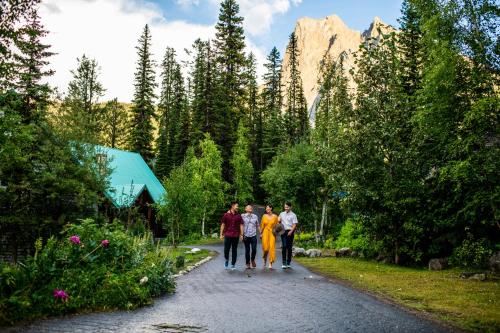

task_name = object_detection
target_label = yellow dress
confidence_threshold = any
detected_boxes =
[260,213,278,264]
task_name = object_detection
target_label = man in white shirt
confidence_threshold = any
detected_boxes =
[278,202,298,269]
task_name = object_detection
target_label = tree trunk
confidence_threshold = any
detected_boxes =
[202,208,206,236]
[320,200,327,238]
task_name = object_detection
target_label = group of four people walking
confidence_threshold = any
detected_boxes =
[220,201,298,270]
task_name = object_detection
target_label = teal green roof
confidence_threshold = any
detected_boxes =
[96,146,166,208]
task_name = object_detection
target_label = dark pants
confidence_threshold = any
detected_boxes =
[224,236,239,265]
[281,231,295,265]
[243,236,257,264]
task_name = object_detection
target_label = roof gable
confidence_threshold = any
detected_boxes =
[96,146,166,208]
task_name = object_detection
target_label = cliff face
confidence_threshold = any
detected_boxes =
[280,14,395,118]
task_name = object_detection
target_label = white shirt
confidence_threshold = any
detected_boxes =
[279,211,298,230]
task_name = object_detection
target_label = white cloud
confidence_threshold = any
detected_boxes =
[175,0,301,36]
[40,0,214,102]
[39,0,290,102]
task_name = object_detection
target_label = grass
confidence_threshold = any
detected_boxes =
[160,247,213,273]
[180,238,223,246]
[296,257,500,333]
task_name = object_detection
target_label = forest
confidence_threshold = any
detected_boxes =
[0,0,499,268]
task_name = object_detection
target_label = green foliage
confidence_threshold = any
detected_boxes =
[283,32,309,144]
[159,135,225,241]
[129,24,156,164]
[261,142,323,231]
[213,0,247,180]
[230,121,254,204]
[449,233,493,269]
[0,219,174,325]
[54,54,106,144]
[330,219,380,258]
[101,98,129,149]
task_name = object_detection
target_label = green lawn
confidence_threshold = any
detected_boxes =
[160,247,213,273]
[296,257,500,333]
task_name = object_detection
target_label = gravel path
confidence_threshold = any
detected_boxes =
[2,241,448,333]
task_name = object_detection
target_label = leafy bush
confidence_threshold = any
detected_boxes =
[0,219,174,325]
[450,234,493,269]
[331,219,380,258]
[294,232,323,249]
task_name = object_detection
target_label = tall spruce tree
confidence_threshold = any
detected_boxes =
[102,98,128,149]
[189,39,219,146]
[284,32,309,144]
[213,0,247,180]
[261,46,284,165]
[13,8,54,123]
[129,24,156,164]
[156,47,177,178]
[56,55,105,143]
[173,63,190,164]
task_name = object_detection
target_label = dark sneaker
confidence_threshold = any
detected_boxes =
[224,261,229,269]
[246,263,251,269]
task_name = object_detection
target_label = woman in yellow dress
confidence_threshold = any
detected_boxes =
[260,204,278,269]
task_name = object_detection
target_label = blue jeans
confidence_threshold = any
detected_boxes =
[243,235,257,264]
[281,231,294,265]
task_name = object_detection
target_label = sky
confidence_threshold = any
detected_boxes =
[39,0,403,102]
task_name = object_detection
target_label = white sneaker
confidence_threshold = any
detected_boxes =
[281,265,287,269]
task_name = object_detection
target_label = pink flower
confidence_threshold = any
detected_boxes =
[69,235,81,245]
[101,239,110,248]
[53,289,69,300]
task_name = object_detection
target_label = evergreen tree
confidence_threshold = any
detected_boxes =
[156,47,177,178]
[243,53,261,197]
[173,63,190,164]
[0,0,41,91]
[231,121,254,204]
[213,0,247,180]
[102,98,128,149]
[13,8,54,123]
[189,39,219,146]
[261,47,284,166]
[56,55,105,143]
[283,32,309,144]
[129,24,156,164]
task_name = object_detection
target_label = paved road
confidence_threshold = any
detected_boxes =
[2,240,448,333]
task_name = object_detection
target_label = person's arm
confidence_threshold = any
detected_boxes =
[259,217,264,238]
[220,214,226,240]
[239,222,244,241]
[288,214,298,236]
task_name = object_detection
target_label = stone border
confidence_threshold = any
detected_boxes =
[171,255,214,279]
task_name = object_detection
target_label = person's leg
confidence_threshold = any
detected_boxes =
[281,233,287,265]
[231,237,238,266]
[286,233,295,265]
[250,236,257,262]
[223,236,230,266]
[244,237,251,265]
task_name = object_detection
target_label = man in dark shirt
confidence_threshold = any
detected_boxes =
[220,201,244,270]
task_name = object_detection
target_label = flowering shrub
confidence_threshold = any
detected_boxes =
[0,219,174,325]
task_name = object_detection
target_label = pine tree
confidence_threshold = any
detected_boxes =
[231,121,254,204]
[261,47,284,166]
[284,32,309,144]
[102,98,128,148]
[13,8,54,123]
[129,24,156,164]
[56,55,105,143]
[156,47,177,178]
[213,0,247,180]
[0,0,41,91]
[173,63,190,165]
